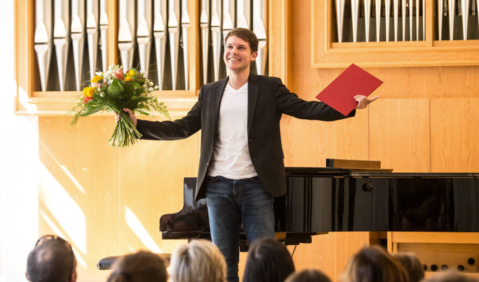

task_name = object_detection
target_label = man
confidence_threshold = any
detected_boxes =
[119,28,377,282]
[26,235,77,282]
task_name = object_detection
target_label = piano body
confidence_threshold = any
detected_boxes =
[100,164,479,273]
[160,167,479,247]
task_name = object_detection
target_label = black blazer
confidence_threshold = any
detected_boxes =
[137,73,355,201]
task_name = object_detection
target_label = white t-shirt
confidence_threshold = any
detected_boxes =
[207,82,257,179]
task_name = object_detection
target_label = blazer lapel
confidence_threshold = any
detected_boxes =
[213,77,229,133]
[247,73,260,135]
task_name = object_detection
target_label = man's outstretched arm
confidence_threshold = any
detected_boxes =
[273,78,377,120]
[116,88,203,141]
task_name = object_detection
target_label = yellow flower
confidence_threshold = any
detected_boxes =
[128,69,136,77]
[83,87,95,97]
[125,76,132,82]
[91,75,103,83]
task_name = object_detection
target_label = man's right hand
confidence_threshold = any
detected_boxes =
[115,108,137,127]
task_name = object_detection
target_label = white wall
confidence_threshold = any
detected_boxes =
[0,0,40,281]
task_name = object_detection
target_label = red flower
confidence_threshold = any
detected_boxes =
[115,71,124,80]
[83,96,93,104]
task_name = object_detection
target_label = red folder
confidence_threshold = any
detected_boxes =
[316,64,383,116]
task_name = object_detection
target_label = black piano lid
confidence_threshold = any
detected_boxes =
[350,172,479,178]
[285,167,351,176]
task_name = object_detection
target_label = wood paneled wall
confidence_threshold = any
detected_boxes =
[38,115,197,281]
[283,0,479,280]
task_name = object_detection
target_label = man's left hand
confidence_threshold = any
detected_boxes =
[355,95,379,109]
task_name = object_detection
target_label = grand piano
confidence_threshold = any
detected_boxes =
[159,165,479,249]
[98,162,479,270]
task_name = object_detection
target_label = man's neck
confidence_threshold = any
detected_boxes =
[228,68,250,90]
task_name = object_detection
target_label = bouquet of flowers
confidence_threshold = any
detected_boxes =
[68,65,170,147]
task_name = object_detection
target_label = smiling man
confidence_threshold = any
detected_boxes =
[118,28,376,282]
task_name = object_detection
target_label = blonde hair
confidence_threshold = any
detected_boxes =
[170,239,227,282]
[340,246,409,282]
[393,253,425,282]
[107,250,168,282]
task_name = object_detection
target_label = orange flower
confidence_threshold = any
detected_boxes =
[83,87,95,97]
[125,76,132,82]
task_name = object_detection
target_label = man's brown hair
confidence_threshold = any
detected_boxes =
[224,28,259,53]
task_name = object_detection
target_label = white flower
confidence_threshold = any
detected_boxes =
[96,71,103,76]
[149,81,153,86]
[148,87,154,92]
[154,85,159,90]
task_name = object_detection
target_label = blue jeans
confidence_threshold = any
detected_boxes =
[205,176,275,282]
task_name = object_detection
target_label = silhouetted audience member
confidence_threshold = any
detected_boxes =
[243,238,295,282]
[286,269,332,282]
[428,271,479,282]
[340,246,409,282]
[393,253,425,282]
[170,239,227,282]
[26,235,77,282]
[107,250,168,282]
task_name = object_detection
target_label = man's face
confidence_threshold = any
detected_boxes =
[224,36,258,73]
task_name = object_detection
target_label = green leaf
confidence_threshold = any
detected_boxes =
[128,96,154,109]
[79,106,104,117]
[137,109,151,116]
[107,79,125,97]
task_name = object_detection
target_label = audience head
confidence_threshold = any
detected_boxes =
[107,250,168,282]
[286,269,332,282]
[243,238,296,282]
[170,239,227,282]
[393,253,425,282]
[340,246,409,282]
[428,271,478,282]
[26,235,77,282]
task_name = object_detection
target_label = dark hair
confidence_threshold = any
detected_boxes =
[27,239,76,282]
[286,269,332,282]
[393,253,425,282]
[243,238,295,282]
[107,250,168,282]
[224,28,259,53]
[341,246,409,282]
